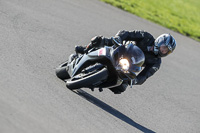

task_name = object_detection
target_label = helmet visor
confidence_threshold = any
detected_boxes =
[159,44,172,57]
[160,44,169,54]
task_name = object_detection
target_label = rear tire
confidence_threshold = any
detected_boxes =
[66,68,108,90]
[55,62,70,80]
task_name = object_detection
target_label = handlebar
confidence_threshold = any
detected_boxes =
[111,37,122,48]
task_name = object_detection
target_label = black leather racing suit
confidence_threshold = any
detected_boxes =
[98,30,161,94]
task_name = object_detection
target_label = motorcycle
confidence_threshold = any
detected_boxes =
[55,37,145,92]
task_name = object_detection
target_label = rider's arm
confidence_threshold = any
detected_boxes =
[89,30,151,47]
[115,30,151,42]
[135,59,161,85]
[97,30,146,47]
[102,30,153,46]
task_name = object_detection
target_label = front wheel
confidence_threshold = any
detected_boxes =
[55,61,70,80]
[66,68,108,90]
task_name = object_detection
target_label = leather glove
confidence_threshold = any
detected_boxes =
[90,36,103,47]
[84,36,103,53]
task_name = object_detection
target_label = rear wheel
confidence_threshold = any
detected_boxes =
[66,66,108,90]
[55,61,70,80]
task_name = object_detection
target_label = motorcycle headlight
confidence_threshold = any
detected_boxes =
[119,59,130,71]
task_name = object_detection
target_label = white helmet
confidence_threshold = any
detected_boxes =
[154,34,176,57]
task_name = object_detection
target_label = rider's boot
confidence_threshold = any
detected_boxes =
[109,81,128,94]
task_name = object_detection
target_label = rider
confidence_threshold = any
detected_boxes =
[75,30,176,94]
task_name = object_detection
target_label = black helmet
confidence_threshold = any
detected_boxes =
[154,34,176,57]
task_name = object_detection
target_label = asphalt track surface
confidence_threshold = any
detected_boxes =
[0,0,200,133]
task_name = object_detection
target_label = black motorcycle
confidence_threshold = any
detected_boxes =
[55,37,145,92]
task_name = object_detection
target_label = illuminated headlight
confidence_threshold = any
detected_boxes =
[119,59,130,71]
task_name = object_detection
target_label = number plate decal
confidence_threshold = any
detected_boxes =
[98,48,106,56]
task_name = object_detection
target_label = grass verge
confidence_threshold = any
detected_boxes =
[101,0,200,41]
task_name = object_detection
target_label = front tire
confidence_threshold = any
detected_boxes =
[55,61,70,80]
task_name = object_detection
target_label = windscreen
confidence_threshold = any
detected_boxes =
[125,43,145,67]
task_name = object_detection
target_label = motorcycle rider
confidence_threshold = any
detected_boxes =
[75,30,176,94]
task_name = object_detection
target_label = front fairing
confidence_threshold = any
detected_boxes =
[111,45,126,65]
[124,43,145,68]
[113,43,145,80]
[70,47,114,77]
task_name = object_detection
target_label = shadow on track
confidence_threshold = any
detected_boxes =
[72,89,155,133]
